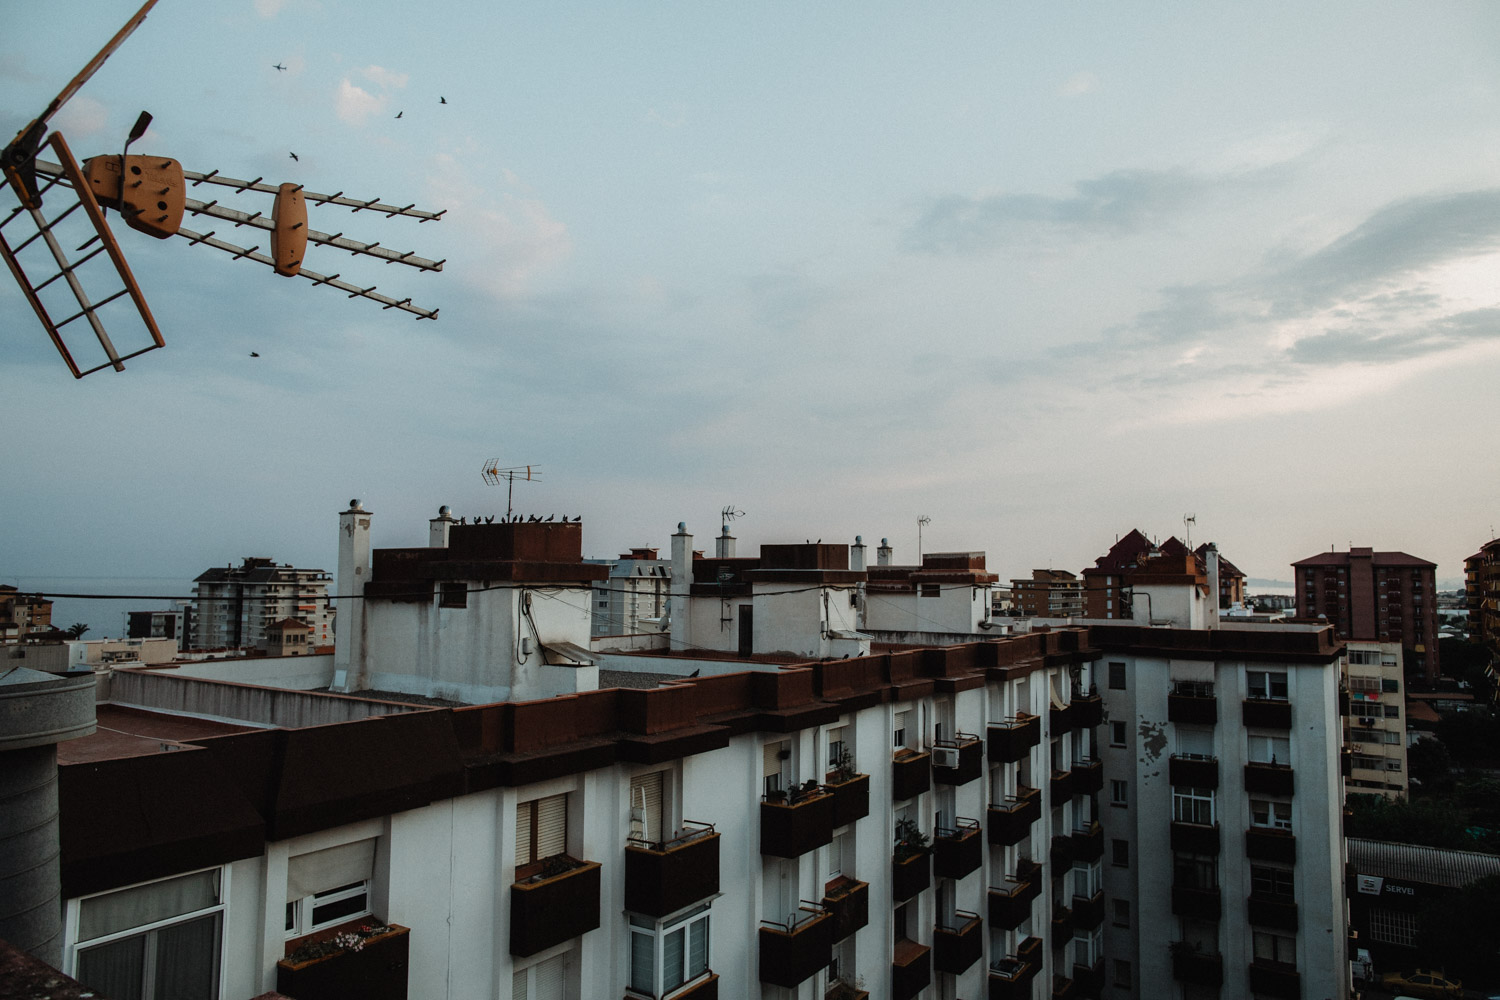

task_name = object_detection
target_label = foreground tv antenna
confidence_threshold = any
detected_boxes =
[1,0,446,379]
[481,462,540,520]
[720,505,745,533]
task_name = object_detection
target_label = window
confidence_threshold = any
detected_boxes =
[440,580,467,608]
[764,741,790,796]
[921,583,940,598]
[1176,727,1213,760]
[1250,865,1294,899]
[1111,898,1130,927]
[1247,670,1288,700]
[1073,860,1102,898]
[1250,800,1292,830]
[1368,907,1417,947]
[630,771,665,845]
[1173,853,1217,890]
[72,868,225,1000]
[827,725,849,777]
[1073,926,1102,965]
[893,710,909,750]
[1110,780,1128,807]
[517,794,568,876]
[1110,721,1127,747]
[628,905,711,998]
[1252,930,1296,967]
[1349,650,1380,665]
[1383,703,1401,718]
[1172,787,1215,825]
[285,838,376,938]
[513,952,567,1000]
[1113,959,1132,987]
[1111,839,1128,867]
[1248,735,1290,766]
[1108,662,1126,690]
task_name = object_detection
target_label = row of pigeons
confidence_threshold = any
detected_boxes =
[455,514,582,524]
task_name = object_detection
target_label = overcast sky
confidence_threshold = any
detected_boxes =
[4,1,1498,632]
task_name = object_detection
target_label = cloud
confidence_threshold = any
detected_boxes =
[335,79,385,123]
[1286,307,1500,366]
[360,65,409,91]
[51,95,108,139]
[1058,72,1098,97]
[254,0,289,17]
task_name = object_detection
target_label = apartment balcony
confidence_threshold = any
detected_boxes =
[933,910,983,975]
[510,858,601,957]
[825,982,868,1000]
[1018,934,1043,967]
[759,905,833,989]
[1050,973,1078,1000]
[987,953,1038,1000]
[1167,689,1217,725]
[891,938,931,1000]
[624,823,720,918]
[275,923,410,1000]
[987,786,1041,847]
[933,818,983,880]
[1168,754,1219,789]
[1248,960,1300,999]
[892,749,932,801]
[1341,746,1353,777]
[1242,698,1292,729]
[892,849,932,902]
[1070,890,1104,930]
[823,771,870,827]
[1071,821,1103,862]
[1049,702,1073,734]
[821,877,869,943]
[761,787,835,858]
[1072,957,1104,999]
[987,869,1041,929]
[1050,904,1071,944]
[1050,767,1074,801]
[1244,762,1294,797]
[1071,757,1103,795]
[1169,821,1220,855]
[1248,893,1299,931]
[932,733,984,786]
[1245,828,1297,863]
[1050,833,1075,870]
[1171,947,1224,988]
[988,714,1041,763]
[1072,693,1103,729]
[1171,884,1221,920]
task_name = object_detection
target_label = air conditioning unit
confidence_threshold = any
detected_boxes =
[933,747,960,769]
[1359,717,1376,727]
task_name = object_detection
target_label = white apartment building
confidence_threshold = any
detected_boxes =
[588,547,670,639]
[191,556,334,650]
[1341,641,1406,799]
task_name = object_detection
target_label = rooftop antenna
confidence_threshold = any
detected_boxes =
[917,515,931,563]
[481,462,540,520]
[721,505,745,533]
[1183,513,1196,551]
[2,1,446,379]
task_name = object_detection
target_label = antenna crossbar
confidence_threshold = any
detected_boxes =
[181,169,445,221]
[180,197,443,270]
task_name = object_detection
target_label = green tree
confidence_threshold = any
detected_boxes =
[63,622,89,639]
[1406,738,1453,795]
[1435,710,1500,765]
[1415,874,1500,985]
[1345,794,1472,850]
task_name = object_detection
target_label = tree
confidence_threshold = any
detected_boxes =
[1415,874,1500,983]
[1345,794,1472,850]
[63,622,89,639]
[1406,738,1453,795]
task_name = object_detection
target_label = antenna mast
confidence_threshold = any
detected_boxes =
[481,462,540,520]
[1183,513,1196,551]
[721,505,745,533]
[917,515,932,563]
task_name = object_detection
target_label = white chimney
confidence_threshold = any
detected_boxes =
[716,524,736,558]
[877,537,894,566]
[1205,543,1221,629]
[850,535,867,572]
[670,522,693,652]
[429,504,455,548]
[332,499,372,692]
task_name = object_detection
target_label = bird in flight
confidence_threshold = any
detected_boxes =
[273,62,286,71]
[439,96,447,104]
[249,352,260,357]
[288,152,299,162]
[394,110,403,119]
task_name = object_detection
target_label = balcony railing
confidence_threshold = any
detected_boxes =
[1170,946,1224,987]
[820,877,869,943]
[934,818,983,879]
[758,903,832,989]
[1245,827,1297,863]
[760,787,835,858]
[987,953,1037,1000]
[987,786,1041,847]
[988,714,1041,763]
[987,870,1041,929]
[1050,767,1074,801]
[1070,890,1104,930]
[1167,684,1216,725]
[892,749,932,801]
[1248,960,1300,999]
[933,910,983,975]
[1244,761,1295,797]
[1071,692,1103,729]
[625,822,719,918]
[1170,884,1221,920]
[1248,893,1299,931]
[892,848,932,902]
[822,772,870,827]
[1049,701,1073,734]
[1071,757,1103,794]
[1049,833,1075,870]
[1169,821,1220,855]
[1071,821,1103,862]
[510,858,601,956]
[891,938,931,1000]
[1072,956,1104,998]
[1168,754,1219,789]
[1242,698,1292,729]
[932,733,984,786]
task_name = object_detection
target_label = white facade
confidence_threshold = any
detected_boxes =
[1342,641,1407,799]
[191,557,334,651]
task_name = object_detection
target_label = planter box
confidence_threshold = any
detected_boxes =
[1171,885,1221,920]
[987,787,1041,847]
[1171,949,1223,987]
[1243,699,1292,729]
[1244,762,1294,797]
[891,941,931,1000]
[1170,821,1220,855]
[625,828,720,918]
[892,751,931,801]
[1245,828,1296,863]
[1248,894,1299,931]
[276,924,410,1000]
[988,715,1041,763]
[933,822,982,880]
[758,909,833,989]
[510,860,601,957]
[933,914,982,975]
[1169,755,1219,789]
[761,790,835,858]
[821,879,869,943]
[1167,694,1216,725]
[892,850,931,902]
[933,737,984,786]
[825,773,870,827]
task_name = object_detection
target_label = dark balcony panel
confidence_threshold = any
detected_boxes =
[988,959,1037,1000]
[1245,828,1296,863]
[825,774,870,827]
[1171,885,1221,920]
[1070,890,1104,930]
[1071,822,1104,862]
[988,876,1037,930]
[624,827,720,918]
[276,924,410,1000]
[821,879,869,943]
[892,851,931,902]
[1073,958,1104,999]
[1170,822,1221,855]
[1242,699,1292,729]
[761,790,835,858]
[1244,763,1295,797]
[1339,690,1351,716]
[670,975,719,1000]
[1248,961,1300,999]
[759,910,833,989]
[1050,906,1070,944]
[987,787,1041,847]
[988,715,1041,763]
[1018,935,1043,967]
[1050,974,1078,1000]
[1050,768,1074,801]
[933,736,984,786]
[1071,758,1103,795]
[1049,703,1073,734]
[1341,747,1353,777]
[1248,895,1299,931]
[1072,694,1103,729]
[1171,949,1223,987]
[1050,833,1075,870]
[892,751,932,801]
[510,860,601,957]
[934,821,983,880]
[1168,693,1217,725]
[933,913,983,975]
[1169,755,1220,789]
[892,941,932,1000]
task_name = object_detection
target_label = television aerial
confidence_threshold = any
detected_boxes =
[1,0,446,379]
[720,505,745,532]
[481,462,540,520]
[1183,513,1196,550]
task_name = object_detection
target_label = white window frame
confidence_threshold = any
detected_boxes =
[66,865,228,999]
[1247,670,1289,700]
[285,879,371,939]
[1171,787,1215,825]
[1248,735,1291,766]
[627,904,712,999]
[1250,799,1293,831]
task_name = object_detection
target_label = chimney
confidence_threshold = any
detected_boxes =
[332,499,372,692]
[429,505,455,548]
[1205,543,1221,628]
[716,524,736,558]
[850,535,867,572]
[670,522,693,652]
[877,537,894,566]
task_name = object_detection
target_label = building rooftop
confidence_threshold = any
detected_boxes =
[58,705,259,764]
[1293,549,1436,568]
[1348,837,1500,888]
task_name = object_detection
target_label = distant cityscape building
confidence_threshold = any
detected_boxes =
[1010,569,1083,618]
[1250,594,1297,612]
[1465,537,1500,656]
[0,584,53,641]
[1341,641,1408,799]
[1292,547,1439,683]
[190,556,334,650]
[126,605,192,650]
[589,546,670,639]
[1196,543,1245,608]
[1081,531,1247,621]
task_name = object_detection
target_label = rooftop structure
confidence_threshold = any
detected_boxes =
[1292,546,1439,683]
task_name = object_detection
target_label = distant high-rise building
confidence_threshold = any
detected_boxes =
[190,557,334,650]
[589,547,670,638]
[1082,531,1244,620]
[0,585,53,641]
[1465,538,1500,657]
[1010,569,1083,618]
[1292,547,1439,683]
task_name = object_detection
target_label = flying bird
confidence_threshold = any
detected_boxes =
[439,96,447,104]
[288,152,298,162]
[394,111,403,119]
[273,63,286,71]
[249,351,260,357]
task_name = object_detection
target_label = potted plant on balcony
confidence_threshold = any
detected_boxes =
[893,817,929,861]
[826,973,868,999]
[276,921,410,1000]
[827,746,858,785]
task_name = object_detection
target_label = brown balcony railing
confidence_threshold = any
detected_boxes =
[933,733,984,786]
[1170,884,1221,920]
[761,787,835,858]
[987,953,1038,1000]
[1248,893,1299,931]
[1071,757,1103,794]
[988,873,1039,929]
[933,910,983,975]
[892,749,932,801]
[1244,761,1295,797]
[1168,684,1217,725]
[510,858,601,956]
[1050,833,1075,870]
[891,937,932,1000]
[933,818,983,879]
[1168,754,1219,788]
[1248,960,1300,998]
[821,876,869,943]
[1242,698,1292,729]
[1070,890,1104,929]
[625,822,720,918]
[1049,701,1073,734]
[1072,692,1103,729]
[1170,946,1224,987]
[758,903,833,989]
[988,714,1041,763]
[1245,827,1296,863]
[1169,821,1220,855]
[892,848,932,902]
[823,772,870,827]
[1071,821,1103,861]
[987,786,1041,847]
[1050,767,1074,801]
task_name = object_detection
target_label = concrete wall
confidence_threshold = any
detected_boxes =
[108,669,423,728]
[864,584,989,635]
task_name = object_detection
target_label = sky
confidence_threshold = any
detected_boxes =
[4,1,1499,634]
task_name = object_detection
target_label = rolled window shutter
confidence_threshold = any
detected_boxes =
[536,794,567,858]
[630,771,664,843]
[763,741,786,778]
[288,839,375,900]
[512,969,528,1000]
[515,801,533,866]
[535,953,565,1000]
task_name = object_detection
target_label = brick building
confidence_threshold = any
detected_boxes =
[1292,547,1439,683]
